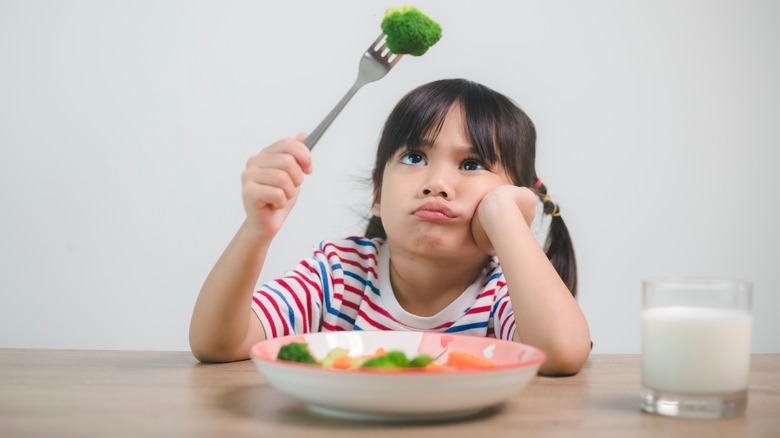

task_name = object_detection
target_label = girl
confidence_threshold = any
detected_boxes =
[190,79,591,375]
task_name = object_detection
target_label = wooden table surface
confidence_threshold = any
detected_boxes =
[0,350,777,437]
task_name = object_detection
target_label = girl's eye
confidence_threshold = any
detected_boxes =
[462,158,486,171]
[400,151,426,165]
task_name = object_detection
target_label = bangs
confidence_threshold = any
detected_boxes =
[379,80,503,167]
[374,79,535,191]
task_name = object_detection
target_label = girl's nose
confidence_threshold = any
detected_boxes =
[421,167,452,199]
[422,187,448,198]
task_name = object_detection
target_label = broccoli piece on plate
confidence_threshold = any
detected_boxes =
[381,6,442,56]
[276,342,318,365]
[409,354,434,368]
[361,351,410,369]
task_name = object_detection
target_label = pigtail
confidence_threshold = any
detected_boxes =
[535,180,578,298]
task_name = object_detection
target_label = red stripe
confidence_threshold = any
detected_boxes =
[258,290,290,336]
[357,309,392,330]
[465,305,491,315]
[476,288,497,300]
[429,320,455,330]
[321,320,346,331]
[498,299,512,339]
[252,295,277,339]
[506,320,517,340]
[323,242,378,262]
[278,279,307,334]
[343,284,367,298]
[340,300,359,311]
[339,257,378,277]
[288,273,321,321]
[291,266,323,303]
[363,295,403,325]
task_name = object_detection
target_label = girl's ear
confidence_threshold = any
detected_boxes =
[371,198,381,217]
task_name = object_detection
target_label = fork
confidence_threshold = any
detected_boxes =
[303,34,403,150]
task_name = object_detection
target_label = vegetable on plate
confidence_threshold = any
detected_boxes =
[276,341,497,371]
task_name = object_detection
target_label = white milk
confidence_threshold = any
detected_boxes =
[641,306,752,393]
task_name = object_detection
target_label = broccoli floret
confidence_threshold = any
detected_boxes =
[409,354,434,368]
[381,6,442,56]
[276,342,318,365]
[361,351,410,369]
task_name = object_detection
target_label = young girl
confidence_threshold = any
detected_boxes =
[190,79,591,375]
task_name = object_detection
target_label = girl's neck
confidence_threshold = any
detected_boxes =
[386,248,488,317]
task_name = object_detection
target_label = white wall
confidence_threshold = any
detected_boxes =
[1,0,778,353]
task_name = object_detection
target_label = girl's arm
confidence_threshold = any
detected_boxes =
[189,135,312,363]
[473,185,591,375]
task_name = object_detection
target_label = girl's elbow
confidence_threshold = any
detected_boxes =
[538,341,591,376]
[189,333,239,363]
[190,342,245,364]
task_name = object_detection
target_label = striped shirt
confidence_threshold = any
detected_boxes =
[251,237,517,341]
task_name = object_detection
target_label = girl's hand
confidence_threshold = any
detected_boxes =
[241,133,312,239]
[471,185,537,256]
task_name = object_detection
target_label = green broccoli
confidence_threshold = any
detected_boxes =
[276,342,318,365]
[409,353,434,368]
[361,351,410,369]
[381,6,442,56]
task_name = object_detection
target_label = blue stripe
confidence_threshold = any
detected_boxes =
[317,259,336,317]
[317,258,358,326]
[445,321,488,333]
[339,313,356,325]
[266,285,296,333]
[344,271,380,296]
[490,297,503,318]
[346,237,377,249]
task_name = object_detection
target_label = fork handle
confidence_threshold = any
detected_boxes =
[304,82,362,150]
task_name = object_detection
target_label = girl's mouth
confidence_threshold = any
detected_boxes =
[413,202,457,220]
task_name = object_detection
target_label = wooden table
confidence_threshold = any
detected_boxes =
[1,350,778,437]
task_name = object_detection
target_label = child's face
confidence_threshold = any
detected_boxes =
[373,103,513,258]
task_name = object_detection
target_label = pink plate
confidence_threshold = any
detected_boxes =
[250,331,545,421]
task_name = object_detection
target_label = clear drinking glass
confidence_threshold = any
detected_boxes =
[640,277,752,419]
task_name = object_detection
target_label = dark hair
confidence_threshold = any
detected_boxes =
[364,79,578,297]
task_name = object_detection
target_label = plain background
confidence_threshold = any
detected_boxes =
[1,0,778,354]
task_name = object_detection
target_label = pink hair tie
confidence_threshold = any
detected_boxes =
[534,178,542,189]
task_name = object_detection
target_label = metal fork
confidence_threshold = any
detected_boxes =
[303,34,403,150]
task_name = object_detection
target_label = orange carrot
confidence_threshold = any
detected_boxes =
[445,351,498,369]
[331,355,354,370]
[423,363,451,372]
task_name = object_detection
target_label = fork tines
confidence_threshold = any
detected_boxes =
[369,34,402,67]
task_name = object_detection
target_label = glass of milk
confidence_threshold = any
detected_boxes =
[640,277,752,419]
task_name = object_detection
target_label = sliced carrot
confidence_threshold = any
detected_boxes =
[423,363,451,372]
[331,355,354,370]
[445,351,498,369]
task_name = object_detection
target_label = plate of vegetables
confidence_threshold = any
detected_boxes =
[249,331,546,421]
